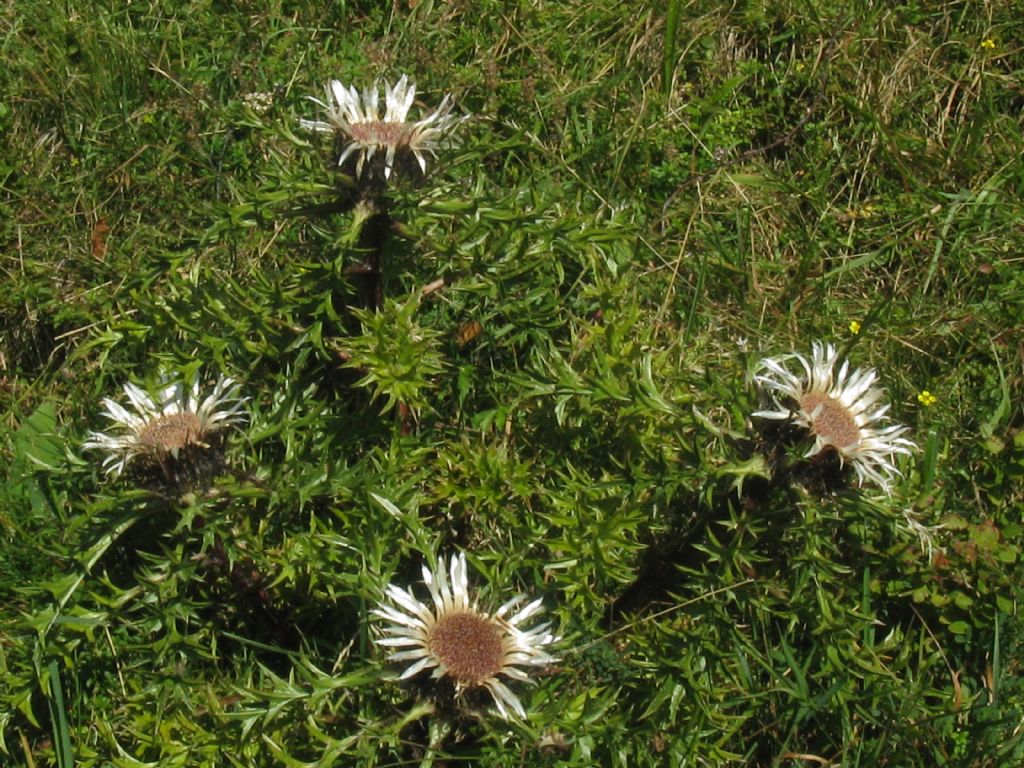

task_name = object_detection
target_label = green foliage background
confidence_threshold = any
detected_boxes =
[2,0,1022,765]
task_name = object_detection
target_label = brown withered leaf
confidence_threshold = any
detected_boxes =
[91,218,110,261]
[455,320,483,347]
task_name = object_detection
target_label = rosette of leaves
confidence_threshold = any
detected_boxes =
[341,293,446,416]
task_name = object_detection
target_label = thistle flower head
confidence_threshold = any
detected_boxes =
[83,371,246,478]
[301,74,466,180]
[373,552,558,719]
[753,342,916,492]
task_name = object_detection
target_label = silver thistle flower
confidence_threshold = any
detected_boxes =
[300,74,466,179]
[753,341,916,492]
[373,552,558,719]
[83,372,246,477]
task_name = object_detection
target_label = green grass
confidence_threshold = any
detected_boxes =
[2,0,1023,765]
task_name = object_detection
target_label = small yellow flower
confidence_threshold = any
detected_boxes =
[980,38,996,50]
[917,390,937,407]
[848,320,861,335]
